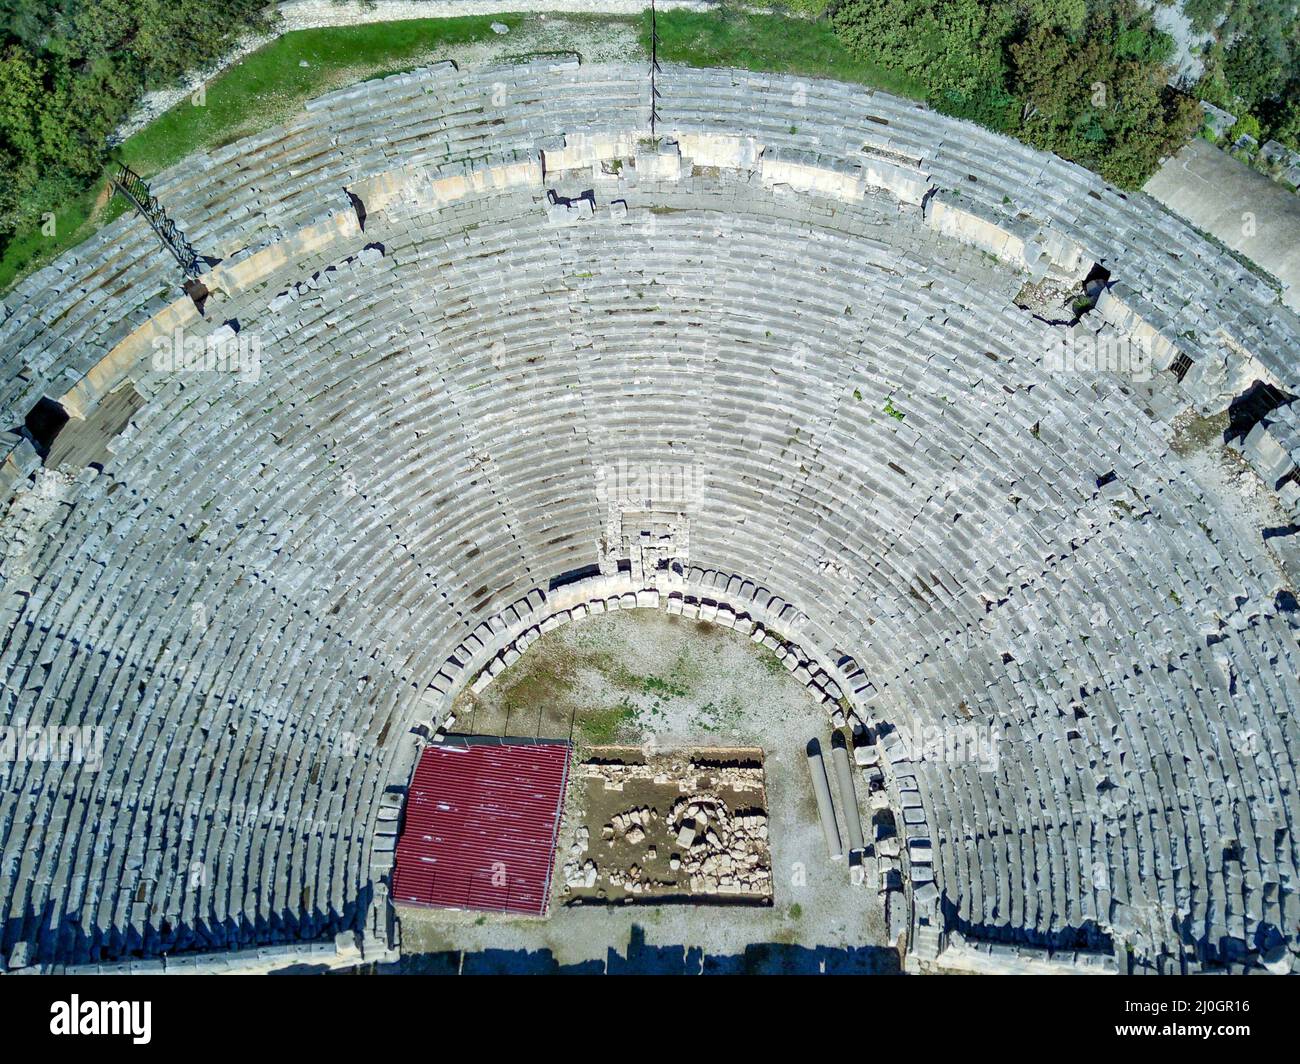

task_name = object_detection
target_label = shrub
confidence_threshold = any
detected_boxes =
[830,0,1199,189]
[0,1,271,249]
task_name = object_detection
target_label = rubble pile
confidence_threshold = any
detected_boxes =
[563,751,772,901]
[667,796,772,897]
[561,826,598,890]
[579,756,765,794]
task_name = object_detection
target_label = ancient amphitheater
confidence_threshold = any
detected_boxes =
[1,58,1299,975]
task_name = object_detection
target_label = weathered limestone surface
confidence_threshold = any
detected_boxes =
[0,62,1297,976]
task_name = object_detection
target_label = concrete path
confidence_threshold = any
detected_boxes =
[1144,137,1300,312]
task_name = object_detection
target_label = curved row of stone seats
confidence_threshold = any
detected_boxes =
[351,171,1294,952]
[0,216,177,425]
[572,217,1279,962]
[15,267,1279,962]
[0,59,543,423]
[20,205,873,946]
[930,928,1120,975]
[7,61,1300,432]
[2,63,1298,972]
[319,188,1284,962]
[1,460,390,957]
[0,403,1248,952]
[14,928,384,975]
[653,65,1299,406]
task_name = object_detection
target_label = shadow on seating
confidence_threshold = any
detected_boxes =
[1224,380,1296,443]
[389,924,902,975]
[1,884,370,968]
[940,895,1114,965]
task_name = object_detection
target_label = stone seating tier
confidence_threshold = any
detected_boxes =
[0,62,1297,975]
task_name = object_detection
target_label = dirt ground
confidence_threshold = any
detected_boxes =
[401,609,895,971]
[563,747,773,904]
[450,609,813,748]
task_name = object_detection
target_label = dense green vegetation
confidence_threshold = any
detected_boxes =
[0,13,519,292]
[821,0,1300,175]
[661,2,1215,187]
[0,2,1295,294]
[644,6,925,98]
[1188,0,1300,153]
[0,1,270,243]
[659,2,1246,187]
[829,0,1202,188]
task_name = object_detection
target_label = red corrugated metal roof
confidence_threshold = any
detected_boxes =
[391,740,571,917]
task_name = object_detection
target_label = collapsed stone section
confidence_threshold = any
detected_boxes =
[1238,400,1300,505]
[1233,400,1300,572]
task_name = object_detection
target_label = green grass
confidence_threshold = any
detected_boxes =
[2,8,927,295]
[606,664,691,700]
[777,0,831,15]
[593,647,697,701]
[579,699,639,745]
[118,17,522,177]
[0,16,520,295]
[693,697,744,733]
[643,8,925,99]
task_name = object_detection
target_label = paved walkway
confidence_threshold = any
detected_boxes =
[1144,137,1300,313]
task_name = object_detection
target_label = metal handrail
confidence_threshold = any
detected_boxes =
[113,164,202,278]
[650,0,661,137]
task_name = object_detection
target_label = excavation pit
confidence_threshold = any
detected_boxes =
[561,747,773,906]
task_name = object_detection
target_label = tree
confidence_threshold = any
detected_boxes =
[1017,0,1088,33]
[831,0,1019,100]
[1222,35,1288,107]
[1184,0,1229,35]
[829,0,1200,188]
[1009,0,1200,187]
[830,0,1024,128]
[1263,92,1300,150]
[0,45,42,160]
[0,0,272,249]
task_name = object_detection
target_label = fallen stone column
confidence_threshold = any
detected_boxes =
[806,738,843,860]
[831,731,865,855]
